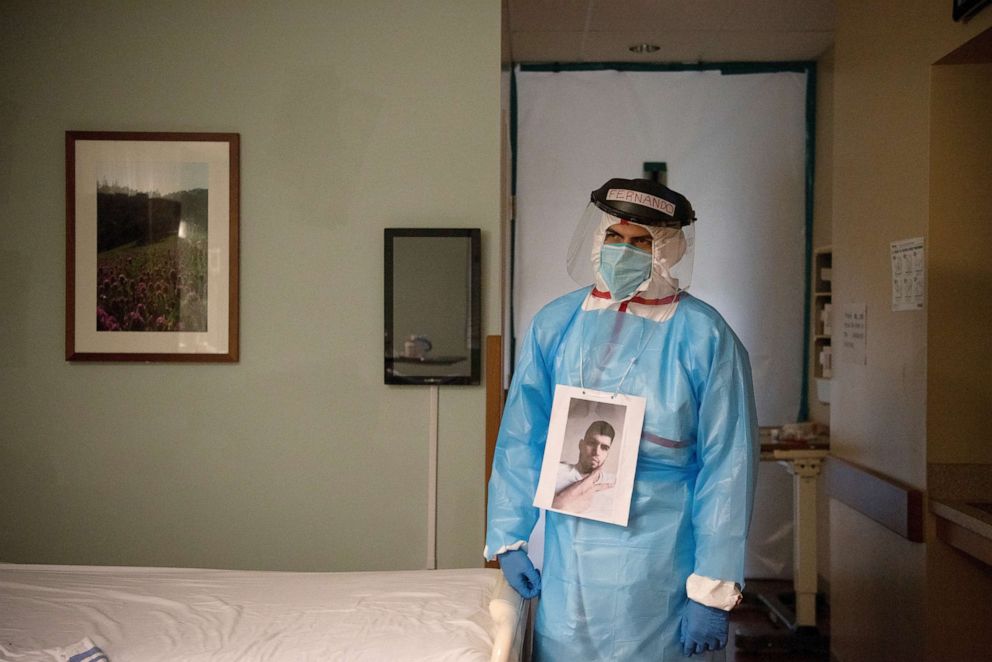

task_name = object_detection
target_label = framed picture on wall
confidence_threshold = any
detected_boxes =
[65,131,240,362]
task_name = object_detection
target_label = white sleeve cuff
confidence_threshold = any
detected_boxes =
[483,540,527,561]
[686,573,742,611]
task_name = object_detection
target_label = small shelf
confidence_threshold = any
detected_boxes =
[813,247,832,294]
[811,247,833,400]
[813,342,832,382]
[815,377,831,404]
[389,355,466,365]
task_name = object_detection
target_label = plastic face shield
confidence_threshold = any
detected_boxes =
[566,203,695,294]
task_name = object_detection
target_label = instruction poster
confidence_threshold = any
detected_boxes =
[891,237,924,311]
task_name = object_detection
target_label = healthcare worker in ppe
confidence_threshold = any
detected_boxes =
[485,178,758,660]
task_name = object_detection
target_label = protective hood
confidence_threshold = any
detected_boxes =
[589,213,689,300]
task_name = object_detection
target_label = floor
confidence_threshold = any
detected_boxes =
[727,580,830,662]
[518,579,831,661]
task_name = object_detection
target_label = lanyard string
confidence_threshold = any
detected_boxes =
[576,246,684,395]
[578,307,661,398]
[579,341,586,392]
[613,356,638,398]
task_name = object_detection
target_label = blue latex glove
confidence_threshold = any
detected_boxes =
[680,599,730,656]
[498,549,541,599]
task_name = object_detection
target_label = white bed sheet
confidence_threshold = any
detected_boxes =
[0,564,515,662]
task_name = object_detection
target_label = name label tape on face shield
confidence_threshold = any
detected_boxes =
[606,188,676,217]
[599,243,653,300]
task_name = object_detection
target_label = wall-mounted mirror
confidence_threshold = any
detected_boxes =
[384,229,481,385]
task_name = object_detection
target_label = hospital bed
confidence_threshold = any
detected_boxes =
[0,563,529,662]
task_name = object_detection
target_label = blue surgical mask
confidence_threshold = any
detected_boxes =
[599,243,652,299]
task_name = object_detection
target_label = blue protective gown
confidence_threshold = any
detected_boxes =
[485,287,758,661]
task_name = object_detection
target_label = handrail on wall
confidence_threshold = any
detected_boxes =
[823,455,925,543]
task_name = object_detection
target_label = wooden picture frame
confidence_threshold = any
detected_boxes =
[66,131,239,362]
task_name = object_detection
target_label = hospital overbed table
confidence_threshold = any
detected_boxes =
[0,563,528,661]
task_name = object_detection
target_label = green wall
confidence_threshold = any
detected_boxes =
[0,0,501,571]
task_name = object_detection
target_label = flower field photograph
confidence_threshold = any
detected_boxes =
[95,162,209,333]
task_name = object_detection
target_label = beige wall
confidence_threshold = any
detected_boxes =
[829,2,992,660]
[830,500,927,659]
[925,58,992,662]
[0,1,501,571]
[927,62,992,465]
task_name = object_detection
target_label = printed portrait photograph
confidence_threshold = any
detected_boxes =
[533,385,645,527]
[551,398,626,520]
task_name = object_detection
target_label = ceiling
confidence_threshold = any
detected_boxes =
[504,0,836,64]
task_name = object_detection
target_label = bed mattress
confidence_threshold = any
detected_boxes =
[0,563,518,661]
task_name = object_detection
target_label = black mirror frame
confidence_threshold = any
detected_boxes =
[384,228,481,385]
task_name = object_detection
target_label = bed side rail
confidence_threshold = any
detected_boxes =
[489,572,529,662]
